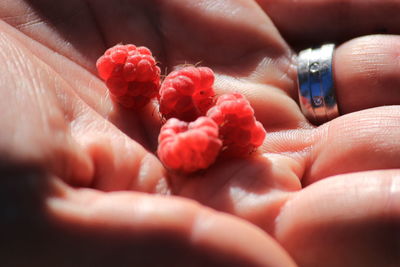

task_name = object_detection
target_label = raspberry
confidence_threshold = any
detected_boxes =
[206,93,266,157]
[159,66,215,122]
[96,44,160,109]
[157,117,222,173]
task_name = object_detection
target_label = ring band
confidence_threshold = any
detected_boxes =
[297,44,339,124]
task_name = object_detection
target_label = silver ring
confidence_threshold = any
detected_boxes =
[297,44,339,124]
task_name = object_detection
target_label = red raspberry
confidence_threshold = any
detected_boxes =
[159,66,215,122]
[96,44,160,109]
[157,117,222,173]
[206,93,266,157]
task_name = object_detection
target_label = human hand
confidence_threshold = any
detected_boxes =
[0,3,294,266]
[1,0,400,266]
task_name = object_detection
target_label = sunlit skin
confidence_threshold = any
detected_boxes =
[0,0,400,266]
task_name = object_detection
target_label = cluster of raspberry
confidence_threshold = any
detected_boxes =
[97,44,266,173]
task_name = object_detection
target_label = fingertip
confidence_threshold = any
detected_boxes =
[192,208,297,267]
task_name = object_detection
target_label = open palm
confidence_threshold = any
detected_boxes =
[1,0,400,266]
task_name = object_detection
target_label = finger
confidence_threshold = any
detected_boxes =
[257,0,400,47]
[334,35,400,114]
[275,170,400,267]
[89,0,299,110]
[20,178,296,267]
[88,0,288,70]
[217,34,400,130]
[214,75,307,131]
[303,106,400,185]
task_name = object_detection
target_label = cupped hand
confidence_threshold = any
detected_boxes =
[1,0,400,266]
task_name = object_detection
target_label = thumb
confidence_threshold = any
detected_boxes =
[0,172,296,267]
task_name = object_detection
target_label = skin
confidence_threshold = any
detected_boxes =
[0,0,400,266]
